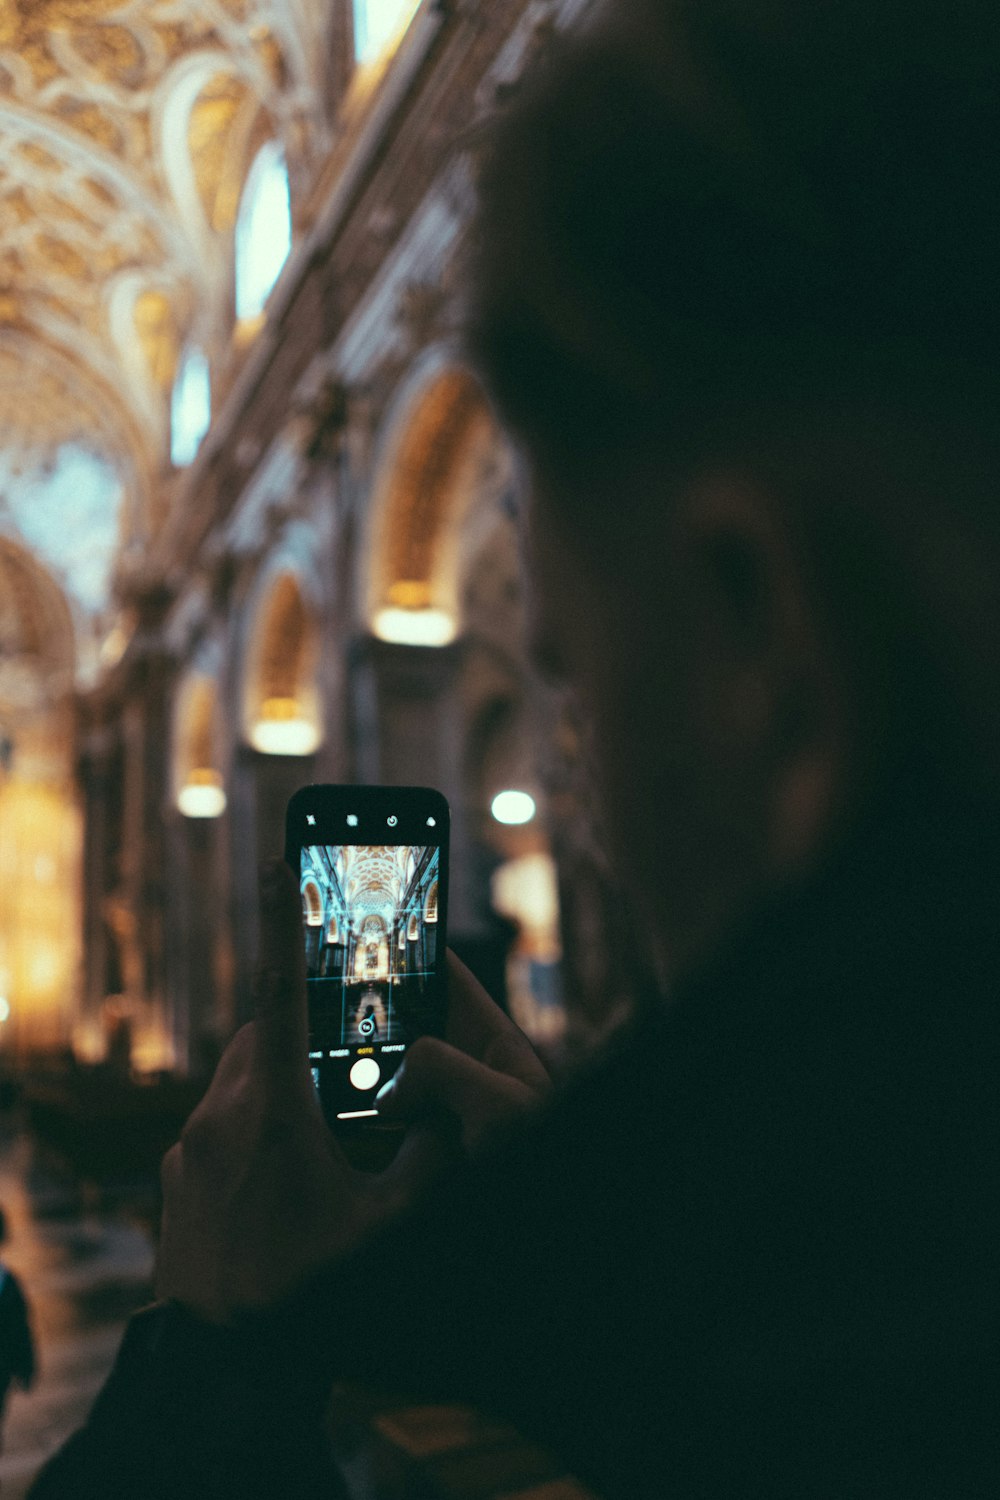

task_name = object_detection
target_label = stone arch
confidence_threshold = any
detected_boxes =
[0,536,76,705]
[302,879,323,926]
[155,52,255,285]
[172,671,226,817]
[364,362,503,646]
[242,566,322,754]
[424,879,438,924]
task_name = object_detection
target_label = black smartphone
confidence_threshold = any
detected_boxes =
[285,784,449,1129]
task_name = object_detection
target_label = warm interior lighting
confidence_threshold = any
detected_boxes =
[249,696,320,756]
[72,1020,106,1064]
[177,768,227,819]
[0,996,9,1024]
[491,790,537,826]
[372,607,456,647]
[0,778,80,1052]
[132,1024,176,1075]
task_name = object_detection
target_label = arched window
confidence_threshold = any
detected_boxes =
[407,913,419,942]
[353,0,418,63]
[326,916,340,945]
[235,142,292,323]
[302,880,323,926]
[424,880,438,924]
[171,347,211,467]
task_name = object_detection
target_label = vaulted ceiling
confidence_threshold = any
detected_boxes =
[0,0,332,700]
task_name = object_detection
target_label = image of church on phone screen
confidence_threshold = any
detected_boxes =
[300,845,440,1052]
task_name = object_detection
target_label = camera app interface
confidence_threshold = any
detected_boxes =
[300,844,441,1119]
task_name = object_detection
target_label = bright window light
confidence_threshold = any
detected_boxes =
[171,347,211,467]
[235,142,292,322]
[491,790,537,826]
[372,607,456,647]
[353,0,419,63]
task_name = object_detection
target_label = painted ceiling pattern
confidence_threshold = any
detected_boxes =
[342,845,419,930]
[0,0,331,646]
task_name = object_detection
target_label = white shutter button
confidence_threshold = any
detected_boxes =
[350,1057,381,1091]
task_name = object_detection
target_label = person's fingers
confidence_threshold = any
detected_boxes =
[253,858,309,1100]
[377,1035,542,1142]
[445,950,550,1090]
[376,1123,454,1207]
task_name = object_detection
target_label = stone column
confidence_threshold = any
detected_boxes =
[227,744,318,1027]
[76,719,122,1050]
[348,634,477,934]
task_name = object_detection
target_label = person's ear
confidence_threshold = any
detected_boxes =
[673,473,851,867]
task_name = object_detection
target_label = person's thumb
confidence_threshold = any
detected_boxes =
[252,858,309,1100]
[376,1036,539,1151]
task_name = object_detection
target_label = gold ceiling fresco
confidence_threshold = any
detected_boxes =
[0,0,330,634]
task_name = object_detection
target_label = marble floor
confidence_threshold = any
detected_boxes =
[0,1130,156,1498]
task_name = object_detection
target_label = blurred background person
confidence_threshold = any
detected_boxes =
[0,1205,36,1454]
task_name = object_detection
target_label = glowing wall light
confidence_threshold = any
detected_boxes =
[372,608,457,647]
[249,696,321,756]
[491,789,537,826]
[177,768,227,819]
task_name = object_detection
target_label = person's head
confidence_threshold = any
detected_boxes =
[468,0,1000,983]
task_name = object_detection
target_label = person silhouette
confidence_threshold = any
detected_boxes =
[0,1204,36,1453]
[28,3,1000,1495]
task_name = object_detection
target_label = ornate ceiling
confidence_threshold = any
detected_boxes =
[0,0,331,659]
[342,845,419,931]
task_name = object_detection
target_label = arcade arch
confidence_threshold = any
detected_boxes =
[172,672,226,819]
[303,879,323,926]
[242,568,323,756]
[365,364,502,648]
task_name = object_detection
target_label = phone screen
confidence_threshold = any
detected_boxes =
[287,787,449,1125]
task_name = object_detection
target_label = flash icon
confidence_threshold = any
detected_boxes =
[306,814,316,826]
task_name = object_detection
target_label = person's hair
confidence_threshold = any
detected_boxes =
[467,0,1000,800]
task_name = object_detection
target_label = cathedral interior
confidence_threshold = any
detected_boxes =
[0,3,641,1487]
[0,0,638,1093]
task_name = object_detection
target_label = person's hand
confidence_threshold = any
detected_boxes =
[155,860,439,1325]
[376,950,551,1152]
